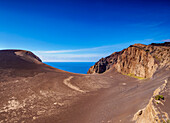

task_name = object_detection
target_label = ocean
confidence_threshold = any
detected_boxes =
[44,62,95,74]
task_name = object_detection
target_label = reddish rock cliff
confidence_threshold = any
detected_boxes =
[87,42,170,78]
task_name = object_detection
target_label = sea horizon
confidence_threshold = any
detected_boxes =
[44,62,95,74]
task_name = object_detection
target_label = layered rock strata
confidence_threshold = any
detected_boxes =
[87,42,170,78]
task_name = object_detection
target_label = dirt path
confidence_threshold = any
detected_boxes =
[63,76,85,93]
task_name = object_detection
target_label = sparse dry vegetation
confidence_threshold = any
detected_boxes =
[122,73,145,80]
[155,95,164,100]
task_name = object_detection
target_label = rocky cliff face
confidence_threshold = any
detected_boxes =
[87,42,170,78]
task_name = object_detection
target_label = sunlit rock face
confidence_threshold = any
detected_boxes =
[87,42,170,78]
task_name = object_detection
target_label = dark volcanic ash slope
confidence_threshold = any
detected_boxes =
[0,44,170,123]
[0,50,42,69]
[0,50,54,82]
[0,49,119,123]
[87,42,170,78]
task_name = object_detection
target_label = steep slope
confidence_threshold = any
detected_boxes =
[0,50,42,69]
[87,42,170,78]
[0,50,56,82]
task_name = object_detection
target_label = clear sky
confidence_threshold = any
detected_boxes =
[0,0,170,62]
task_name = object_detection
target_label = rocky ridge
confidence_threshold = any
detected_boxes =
[87,42,170,78]
[133,78,170,123]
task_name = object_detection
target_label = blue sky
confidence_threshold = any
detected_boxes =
[0,0,170,62]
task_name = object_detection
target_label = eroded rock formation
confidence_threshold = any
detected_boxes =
[87,42,170,78]
[133,78,170,123]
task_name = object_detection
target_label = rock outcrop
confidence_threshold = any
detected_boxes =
[133,79,170,123]
[87,42,170,78]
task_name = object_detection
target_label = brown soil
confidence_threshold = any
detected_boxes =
[0,48,169,123]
